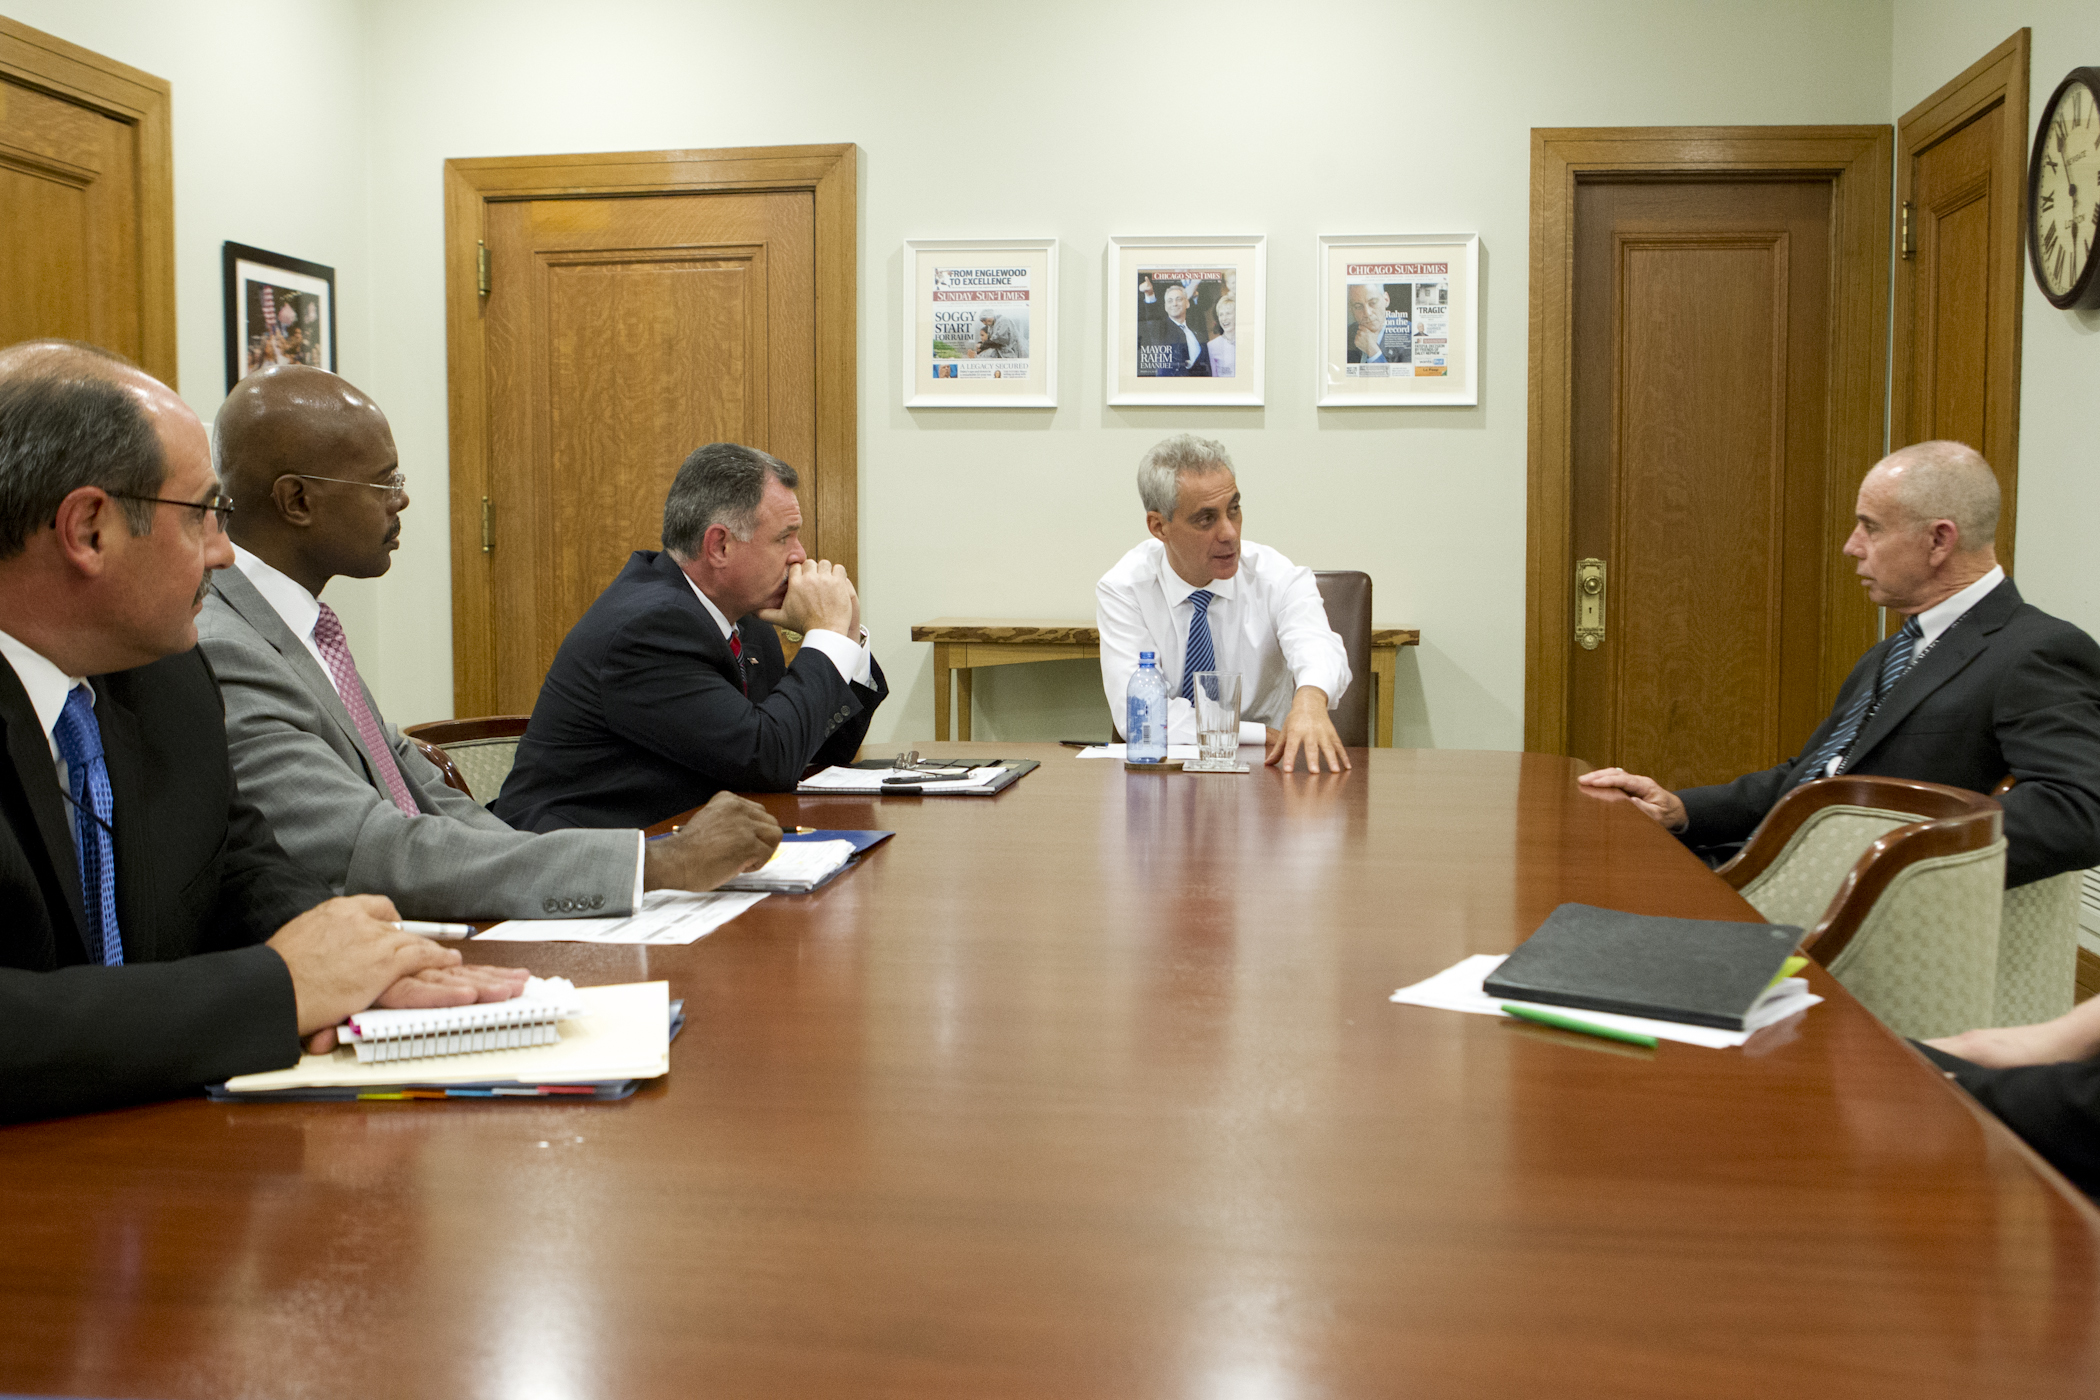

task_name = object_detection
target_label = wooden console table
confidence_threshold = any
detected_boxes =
[911,617,1421,745]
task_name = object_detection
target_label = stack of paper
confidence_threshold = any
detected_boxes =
[798,764,1009,794]
[718,839,858,894]
[476,888,766,944]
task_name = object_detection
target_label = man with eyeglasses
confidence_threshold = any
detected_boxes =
[0,340,530,1123]
[198,366,782,922]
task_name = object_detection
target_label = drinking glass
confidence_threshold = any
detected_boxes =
[1192,672,1241,764]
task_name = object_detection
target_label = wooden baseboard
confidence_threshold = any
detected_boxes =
[2078,947,2100,1005]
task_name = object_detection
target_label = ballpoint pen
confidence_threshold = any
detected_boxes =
[393,920,476,938]
[1499,1003,1658,1049]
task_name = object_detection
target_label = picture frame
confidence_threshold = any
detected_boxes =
[1316,233,1479,407]
[222,241,337,392]
[1106,235,1265,406]
[903,238,1057,408]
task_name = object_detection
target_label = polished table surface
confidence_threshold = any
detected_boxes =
[4,745,2097,1397]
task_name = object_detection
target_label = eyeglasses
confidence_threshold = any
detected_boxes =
[108,492,235,532]
[285,472,408,501]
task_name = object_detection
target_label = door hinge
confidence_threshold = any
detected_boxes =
[481,496,492,553]
[1575,558,1606,650]
[476,240,491,296]
[1899,202,1915,259]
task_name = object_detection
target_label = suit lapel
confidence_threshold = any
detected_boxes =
[1848,580,2017,768]
[651,551,748,695]
[0,659,88,953]
[209,569,371,762]
[92,675,153,962]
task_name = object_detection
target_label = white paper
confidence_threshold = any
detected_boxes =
[1388,953,1821,1050]
[1077,744,1205,760]
[799,764,1007,792]
[477,889,768,945]
[721,839,856,890]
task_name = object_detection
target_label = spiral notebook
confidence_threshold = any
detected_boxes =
[342,975,583,1063]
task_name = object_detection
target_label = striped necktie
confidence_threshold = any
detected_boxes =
[1795,615,1924,787]
[312,603,420,815]
[1179,590,1216,701]
[52,684,122,966]
[729,627,748,694]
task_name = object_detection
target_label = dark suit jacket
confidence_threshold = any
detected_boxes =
[1137,316,1211,377]
[1677,579,2100,888]
[1919,1042,2100,1199]
[494,550,888,831]
[1,648,325,1122]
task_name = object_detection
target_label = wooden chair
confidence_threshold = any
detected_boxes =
[1990,774,2082,1027]
[402,716,530,803]
[1312,571,1372,747]
[1718,775,2005,1040]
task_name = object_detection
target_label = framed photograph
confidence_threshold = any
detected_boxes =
[1107,235,1264,406]
[1317,234,1478,406]
[903,239,1057,408]
[222,241,337,391]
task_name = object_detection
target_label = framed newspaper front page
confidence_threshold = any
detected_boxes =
[1317,234,1478,406]
[1107,235,1265,406]
[903,239,1057,408]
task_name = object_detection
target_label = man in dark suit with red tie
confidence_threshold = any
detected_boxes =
[495,442,888,832]
[0,339,524,1122]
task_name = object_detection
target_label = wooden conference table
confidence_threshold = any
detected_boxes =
[3,746,2097,1397]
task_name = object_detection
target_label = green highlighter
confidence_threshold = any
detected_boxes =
[1500,1003,1659,1049]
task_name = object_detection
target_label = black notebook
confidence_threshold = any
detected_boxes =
[1482,903,1803,1030]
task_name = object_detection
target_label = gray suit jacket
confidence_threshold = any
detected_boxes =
[198,567,640,921]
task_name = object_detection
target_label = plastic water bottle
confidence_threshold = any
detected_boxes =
[1126,651,1167,763]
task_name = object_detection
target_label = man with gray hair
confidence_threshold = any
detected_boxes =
[495,442,886,831]
[1582,441,2100,887]
[1096,434,1352,772]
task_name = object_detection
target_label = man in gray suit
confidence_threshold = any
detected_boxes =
[198,366,781,921]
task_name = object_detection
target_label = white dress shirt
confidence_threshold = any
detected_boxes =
[682,574,874,687]
[0,627,87,786]
[228,549,646,900]
[1820,565,2007,776]
[1168,314,1202,365]
[1096,538,1351,746]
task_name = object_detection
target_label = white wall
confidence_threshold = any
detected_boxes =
[13,0,1906,745]
[1893,4,2100,647]
[2,0,389,650]
[356,0,1893,745]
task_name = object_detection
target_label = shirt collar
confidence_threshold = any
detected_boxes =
[0,627,88,755]
[1913,564,2005,647]
[232,543,322,642]
[681,570,737,642]
[1153,541,1238,607]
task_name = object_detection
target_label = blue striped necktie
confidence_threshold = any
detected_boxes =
[1795,615,1924,788]
[1180,590,1216,701]
[52,683,122,966]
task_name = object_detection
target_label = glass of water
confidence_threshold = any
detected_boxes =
[1192,672,1240,764]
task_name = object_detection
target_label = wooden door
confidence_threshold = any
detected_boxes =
[1892,30,2029,567]
[0,17,173,379]
[446,145,856,719]
[1528,129,1891,783]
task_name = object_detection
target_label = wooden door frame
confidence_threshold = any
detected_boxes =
[1892,29,2029,569]
[1525,126,1893,756]
[0,15,175,385]
[442,143,857,716]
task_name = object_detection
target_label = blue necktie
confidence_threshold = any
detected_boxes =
[52,684,122,966]
[1180,590,1216,701]
[1795,615,1924,787]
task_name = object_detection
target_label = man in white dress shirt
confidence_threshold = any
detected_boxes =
[1096,434,1352,773]
[199,366,781,920]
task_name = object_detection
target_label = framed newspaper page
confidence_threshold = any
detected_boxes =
[1107,235,1265,406]
[903,239,1057,408]
[1317,234,1478,406]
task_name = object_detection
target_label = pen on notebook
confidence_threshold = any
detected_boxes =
[1499,1003,1658,1049]
[791,826,817,834]
[393,920,475,938]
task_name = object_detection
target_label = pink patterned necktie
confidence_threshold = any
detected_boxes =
[312,602,419,816]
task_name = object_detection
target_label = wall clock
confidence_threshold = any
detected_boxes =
[2028,66,2100,309]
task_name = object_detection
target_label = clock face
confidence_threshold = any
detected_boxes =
[2035,76,2100,298]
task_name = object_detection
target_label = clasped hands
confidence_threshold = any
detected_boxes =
[267,894,528,1055]
[758,559,859,640]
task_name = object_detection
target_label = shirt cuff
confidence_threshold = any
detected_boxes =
[632,830,647,911]
[1292,673,1347,710]
[799,627,874,686]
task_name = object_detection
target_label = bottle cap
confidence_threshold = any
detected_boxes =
[1138,650,1155,664]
